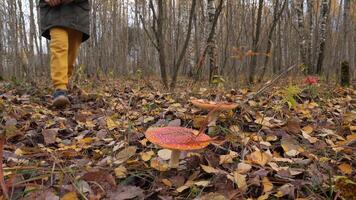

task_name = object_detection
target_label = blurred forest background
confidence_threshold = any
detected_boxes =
[0,0,355,89]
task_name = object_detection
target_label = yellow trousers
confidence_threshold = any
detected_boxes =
[50,27,82,90]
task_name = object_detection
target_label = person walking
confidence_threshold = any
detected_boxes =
[40,0,90,107]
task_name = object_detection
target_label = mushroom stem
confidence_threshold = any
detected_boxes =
[207,111,220,135]
[169,150,181,168]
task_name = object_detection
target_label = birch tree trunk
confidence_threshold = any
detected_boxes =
[315,0,329,74]
[207,0,218,83]
[295,0,308,73]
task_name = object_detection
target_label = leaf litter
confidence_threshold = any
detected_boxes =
[0,79,355,199]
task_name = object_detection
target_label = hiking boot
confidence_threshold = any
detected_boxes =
[53,90,70,108]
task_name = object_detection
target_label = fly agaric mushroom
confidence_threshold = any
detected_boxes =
[145,126,212,168]
[191,99,238,134]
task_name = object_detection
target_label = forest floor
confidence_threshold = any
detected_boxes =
[0,77,355,200]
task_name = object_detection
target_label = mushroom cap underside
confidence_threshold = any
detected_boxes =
[191,99,238,111]
[145,127,212,151]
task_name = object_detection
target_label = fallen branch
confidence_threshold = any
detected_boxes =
[244,64,299,103]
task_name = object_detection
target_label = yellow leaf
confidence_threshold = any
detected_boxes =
[338,163,353,174]
[219,151,238,164]
[61,192,78,200]
[139,138,148,146]
[114,166,127,178]
[194,180,210,187]
[302,125,313,134]
[201,165,219,174]
[257,193,270,200]
[233,172,247,191]
[140,150,155,162]
[249,150,272,166]
[144,116,155,123]
[161,179,172,187]
[106,117,118,130]
[150,158,169,171]
[77,137,94,145]
[176,185,190,193]
[262,177,273,193]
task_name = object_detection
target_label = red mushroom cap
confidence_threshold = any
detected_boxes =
[145,127,212,151]
[191,99,238,111]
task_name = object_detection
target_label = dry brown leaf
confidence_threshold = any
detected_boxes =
[219,151,238,164]
[201,164,219,174]
[249,150,272,166]
[115,146,137,164]
[338,163,353,174]
[236,162,252,174]
[140,150,155,161]
[42,129,58,145]
[233,172,247,191]
[262,177,273,193]
[114,166,127,178]
[61,192,78,200]
[151,158,169,171]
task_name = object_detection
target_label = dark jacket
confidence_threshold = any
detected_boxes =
[39,0,90,42]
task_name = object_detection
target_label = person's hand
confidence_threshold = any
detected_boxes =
[61,0,74,5]
[44,0,61,7]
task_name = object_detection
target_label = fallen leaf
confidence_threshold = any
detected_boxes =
[338,163,353,174]
[286,117,301,134]
[233,172,247,191]
[161,179,173,187]
[81,171,116,187]
[201,164,219,174]
[262,177,273,193]
[61,192,78,200]
[107,185,144,200]
[151,158,169,171]
[281,137,304,157]
[158,149,172,161]
[114,166,128,178]
[106,117,118,130]
[42,129,58,145]
[236,162,252,174]
[301,131,318,144]
[275,183,295,198]
[197,192,227,200]
[219,151,238,164]
[140,150,155,161]
[194,180,210,187]
[248,150,272,166]
[115,146,137,164]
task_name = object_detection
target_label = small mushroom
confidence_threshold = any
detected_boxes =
[145,126,212,168]
[191,99,238,133]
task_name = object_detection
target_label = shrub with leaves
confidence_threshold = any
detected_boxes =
[280,85,302,109]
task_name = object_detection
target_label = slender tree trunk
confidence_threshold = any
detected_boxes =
[259,0,286,82]
[295,0,308,73]
[207,0,218,83]
[248,0,263,83]
[170,0,196,89]
[315,0,329,74]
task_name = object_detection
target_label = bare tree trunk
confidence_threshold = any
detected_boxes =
[315,0,329,74]
[306,0,314,73]
[295,0,308,73]
[258,0,286,82]
[207,0,218,83]
[170,0,196,89]
[155,0,169,88]
[248,0,263,83]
